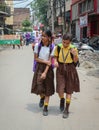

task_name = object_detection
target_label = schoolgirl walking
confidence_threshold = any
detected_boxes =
[31,30,55,116]
[54,33,80,118]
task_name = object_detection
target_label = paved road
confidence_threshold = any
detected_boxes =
[0,45,99,130]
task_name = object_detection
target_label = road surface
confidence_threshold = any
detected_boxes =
[0,45,99,130]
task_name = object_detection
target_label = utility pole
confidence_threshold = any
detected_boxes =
[51,0,54,33]
[63,0,66,34]
[59,0,63,34]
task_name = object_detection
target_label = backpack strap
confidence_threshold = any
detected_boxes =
[57,43,62,56]
[38,42,54,56]
[49,43,54,54]
[57,45,61,55]
[38,42,42,55]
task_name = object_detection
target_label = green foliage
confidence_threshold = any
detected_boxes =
[22,28,32,32]
[22,19,32,32]
[31,0,48,27]
[22,19,31,27]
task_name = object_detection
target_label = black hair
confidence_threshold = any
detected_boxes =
[62,33,72,41]
[40,30,52,45]
[45,30,52,44]
[45,30,52,38]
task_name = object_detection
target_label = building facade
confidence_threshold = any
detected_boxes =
[47,0,71,34]
[71,0,99,40]
[0,0,11,34]
[5,0,14,34]
[13,8,30,31]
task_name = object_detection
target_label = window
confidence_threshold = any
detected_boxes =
[79,0,94,15]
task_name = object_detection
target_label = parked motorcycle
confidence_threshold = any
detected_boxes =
[72,37,95,52]
[80,37,89,43]
[80,44,94,52]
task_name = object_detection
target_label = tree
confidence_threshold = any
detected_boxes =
[31,0,48,28]
[22,19,31,27]
[22,19,32,32]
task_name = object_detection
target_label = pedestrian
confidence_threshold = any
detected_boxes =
[54,33,80,118]
[25,32,30,46]
[54,33,62,45]
[32,31,41,50]
[31,30,55,116]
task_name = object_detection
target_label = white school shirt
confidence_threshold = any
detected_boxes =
[34,44,53,61]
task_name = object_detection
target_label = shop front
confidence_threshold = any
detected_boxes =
[88,14,99,37]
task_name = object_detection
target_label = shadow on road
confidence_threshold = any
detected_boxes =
[26,103,41,113]
[26,103,61,116]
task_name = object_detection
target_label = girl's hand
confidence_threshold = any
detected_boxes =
[70,48,78,62]
[54,61,59,68]
[40,72,46,79]
[70,48,77,56]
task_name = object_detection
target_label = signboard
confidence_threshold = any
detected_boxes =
[80,14,88,27]
[58,17,63,25]
[0,35,20,45]
[0,35,20,40]
[0,39,20,45]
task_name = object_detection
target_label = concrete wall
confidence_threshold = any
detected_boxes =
[71,3,78,21]
[76,21,80,40]
[66,0,72,11]
[97,0,99,13]
[13,8,30,30]
[5,0,14,25]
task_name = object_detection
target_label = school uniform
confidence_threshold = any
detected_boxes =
[31,44,55,96]
[54,44,80,94]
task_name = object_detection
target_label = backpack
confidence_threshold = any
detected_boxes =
[57,43,80,67]
[33,42,55,72]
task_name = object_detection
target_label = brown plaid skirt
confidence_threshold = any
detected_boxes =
[56,62,80,94]
[31,63,55,96]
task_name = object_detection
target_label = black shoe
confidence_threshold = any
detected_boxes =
[39,97,45,108]
[63,109,69,118]
[60,98,65,111]
[43,106,48,116]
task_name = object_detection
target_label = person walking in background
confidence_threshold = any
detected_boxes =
[32,31,41,50]
[25,32,30,46]
[54,33,80,118]
[31,30,55,116]
[54,33,62,45]
[34,31,41,44]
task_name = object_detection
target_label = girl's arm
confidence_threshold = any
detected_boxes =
[34,53,51,66]
[53,56,59,68]
[53,46,59,68]
[34,53,51,79]
[40,57,51,79]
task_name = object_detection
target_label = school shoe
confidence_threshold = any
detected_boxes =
[60,98,65,111]
[63,109,69,118]
[39,97,45,108]
[43,106,48,116]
